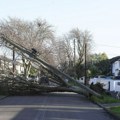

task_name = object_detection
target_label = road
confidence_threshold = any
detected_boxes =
[0,93,116,120]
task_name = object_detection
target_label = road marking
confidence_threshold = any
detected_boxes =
[0,105,102,110]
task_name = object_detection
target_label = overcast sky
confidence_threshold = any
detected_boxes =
[0,0,120,58]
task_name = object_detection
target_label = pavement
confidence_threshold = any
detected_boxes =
[0,93,117,120]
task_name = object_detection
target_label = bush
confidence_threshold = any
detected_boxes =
[90,82,105,94]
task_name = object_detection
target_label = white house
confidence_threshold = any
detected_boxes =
[89,77,120,92]
[111,56,120,76]
[0,55,24,74]
[15,60,24,74]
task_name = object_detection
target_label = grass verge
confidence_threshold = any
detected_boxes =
[90,94,120,104]
[109,106,120,117]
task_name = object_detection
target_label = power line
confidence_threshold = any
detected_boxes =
[96,44,120,49]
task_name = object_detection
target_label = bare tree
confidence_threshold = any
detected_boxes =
[55,39,67,67]
[63,35,73,66]
[54,35,73,72]
[0,17,55,60]
[0,17,55,77]
[69,28,92,64]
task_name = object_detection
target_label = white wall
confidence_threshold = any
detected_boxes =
[16,65,24,74]
[110,80,120,92]
[112,60,120,76]
[89,78,120,92]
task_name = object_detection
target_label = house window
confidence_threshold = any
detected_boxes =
[117,82,120,86]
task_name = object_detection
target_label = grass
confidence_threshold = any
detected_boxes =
[110,106,120,117]
[90,94,120,104]
[91,94,120,118]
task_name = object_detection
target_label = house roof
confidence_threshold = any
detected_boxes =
[110,56,120,64]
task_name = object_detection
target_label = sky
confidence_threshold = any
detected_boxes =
[0,0,120,58]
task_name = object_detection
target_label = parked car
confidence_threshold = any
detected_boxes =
[27,75,38,83]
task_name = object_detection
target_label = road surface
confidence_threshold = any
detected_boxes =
[0,93,116,120]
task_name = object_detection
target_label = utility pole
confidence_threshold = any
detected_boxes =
[73,39,76,78]
[74,39,75,66]
[13,47,15,77]
[84,43,87,85]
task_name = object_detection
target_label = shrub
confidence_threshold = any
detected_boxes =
[90,82,105,94]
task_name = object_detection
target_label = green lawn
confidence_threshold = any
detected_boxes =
[110,106,120,117]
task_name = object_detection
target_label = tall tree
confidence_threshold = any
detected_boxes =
[89,53,110,76]
[0,17,55,63]
[0,17,55,77]
[69,28,93,65]
[68,28,93,78]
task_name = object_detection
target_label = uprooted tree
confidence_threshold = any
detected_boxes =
[0,17,102,98]
[0,33,102,98]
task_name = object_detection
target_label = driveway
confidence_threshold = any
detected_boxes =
[0,93,116,120]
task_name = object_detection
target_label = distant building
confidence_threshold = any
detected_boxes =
[110,56,120,76]
[0,55,24,74]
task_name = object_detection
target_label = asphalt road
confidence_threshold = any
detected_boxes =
[0,93,116,120]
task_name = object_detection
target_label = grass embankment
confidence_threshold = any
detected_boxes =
[90,94,120,104]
